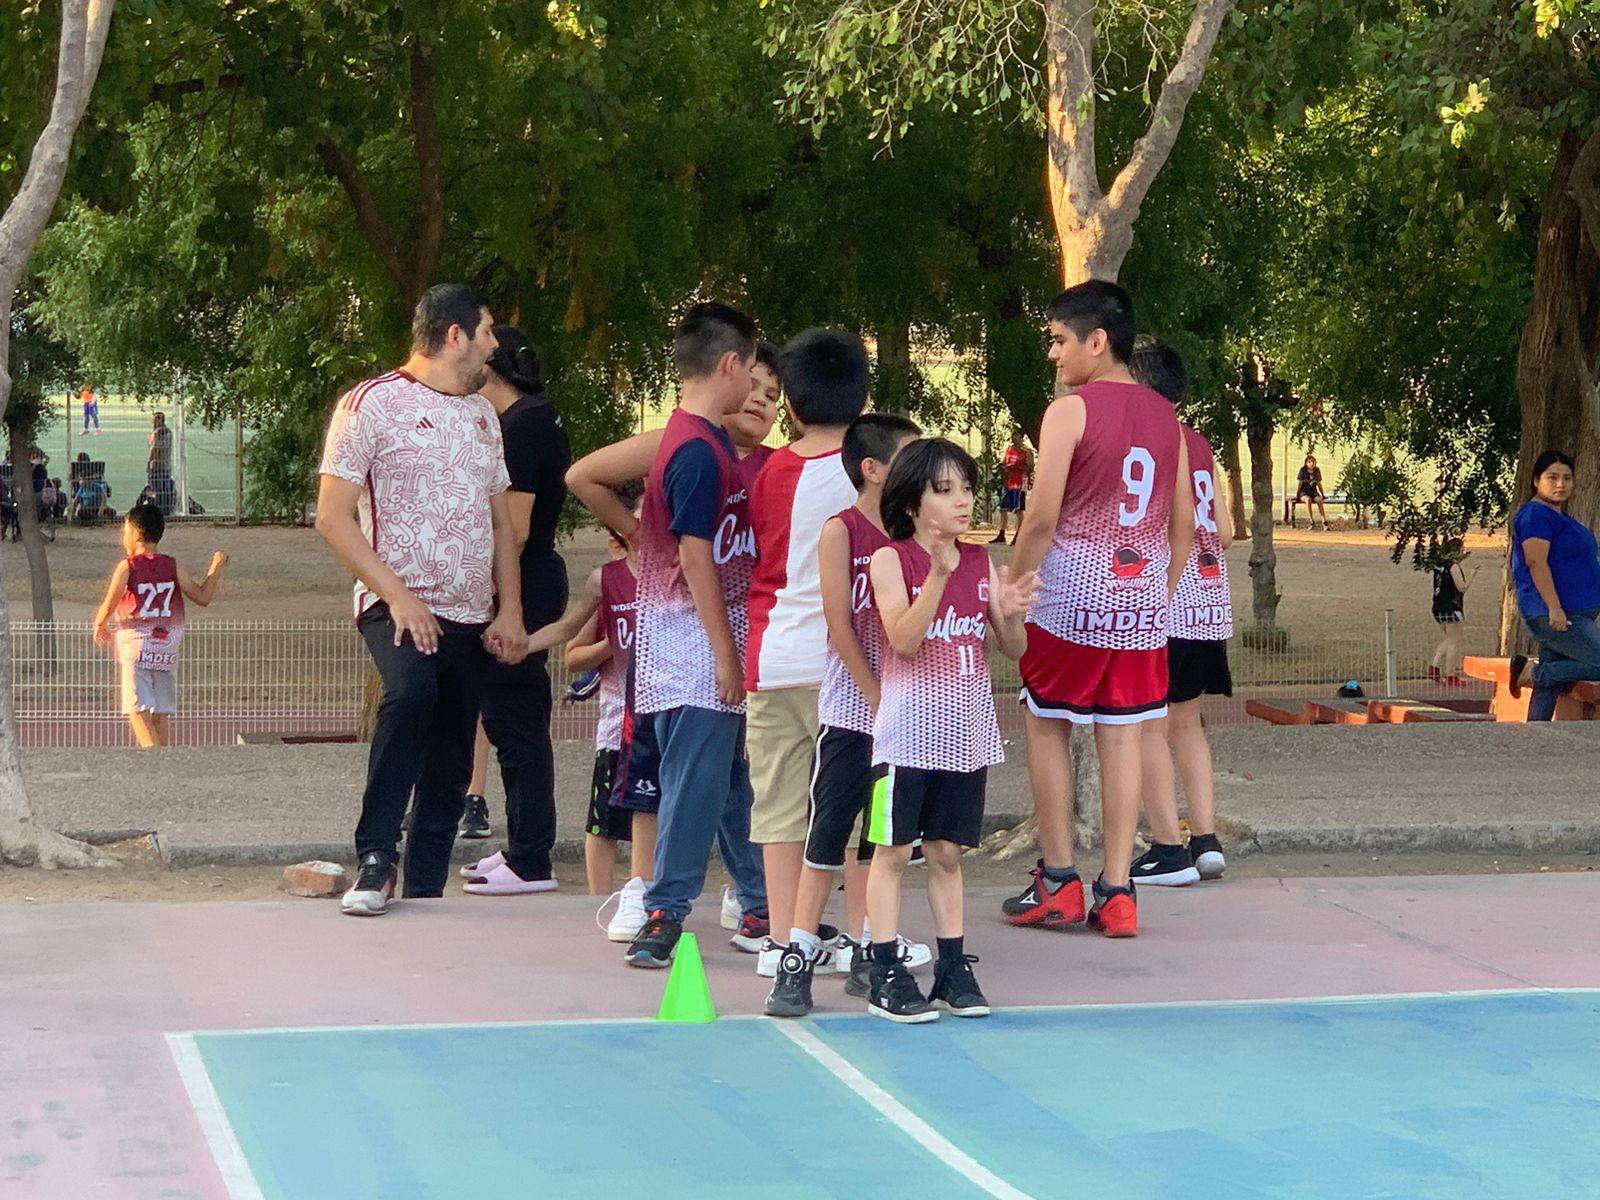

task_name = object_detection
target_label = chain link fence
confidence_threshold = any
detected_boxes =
[8,615,1495,748]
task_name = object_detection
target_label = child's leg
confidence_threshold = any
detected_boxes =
[1167,699,1215,835]
[842,857,869,941]
[1094,723,1143,887]
[629,812,657,880]
[1139,717,1183,844]
[584,835,616,894]
[866,843,913,945]
[1025,711,1076,868]
[921,840,964,939]
[1442,623,1464,677]
[151,713,171,747]
[128,712,157,749]
[792,867,837,949]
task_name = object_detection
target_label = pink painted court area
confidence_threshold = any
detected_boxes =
[5,873,1600,1198]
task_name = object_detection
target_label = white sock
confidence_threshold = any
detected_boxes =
[860,919,871,943]
[790,928,823,960]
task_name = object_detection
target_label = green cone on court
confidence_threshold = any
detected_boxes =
[656,931,716,1023]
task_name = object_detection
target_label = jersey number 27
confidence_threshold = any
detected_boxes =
[136,581,175,618]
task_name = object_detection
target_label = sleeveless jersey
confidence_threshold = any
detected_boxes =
[872,540,1004,773]
[114,553,185,670]
[595,558,637,751]
[818,506,892,735]
[1169,426,1234,641]
[634,407,756,715]
[1029,380,1182,650]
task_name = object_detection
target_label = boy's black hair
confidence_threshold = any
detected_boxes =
[754,340,783,380]
[487,325,544,394]
[1130,338,1189,405]
[880,437,979,542]
[126,501,164,544]
[780,328,871,428]
[842,413,922,489]
[1046,280,1136,365]
[412,283,491,355]
[673,302,757,380]
[604,480,645,544]
[1532,449,1576,483]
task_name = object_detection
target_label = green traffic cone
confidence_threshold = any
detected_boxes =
[656,931,717,1023]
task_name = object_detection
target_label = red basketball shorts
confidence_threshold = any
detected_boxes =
[1019,624,1169,725]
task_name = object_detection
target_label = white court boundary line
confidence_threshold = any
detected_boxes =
[772,1021,1037,1200]
[165,1032,267,1200]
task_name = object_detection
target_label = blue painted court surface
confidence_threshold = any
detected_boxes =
[184,990,1600,1199]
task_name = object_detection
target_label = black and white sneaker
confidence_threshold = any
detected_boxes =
[1189,833,1226,880]
[763,946,815,1018]
[1130,843,1200,887]
[845,939,873,998]
[868,960,938,1024]
[458,794,492,839]
[930,954,990,1017]
[341,851,397,916]
[626,910,682,968]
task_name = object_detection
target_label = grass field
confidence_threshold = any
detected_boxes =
[35,393,243,517]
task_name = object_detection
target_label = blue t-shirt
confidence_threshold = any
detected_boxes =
[663,422,735,541]
[1511,500,1600,618]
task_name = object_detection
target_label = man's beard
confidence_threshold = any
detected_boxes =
[465,363,491,393]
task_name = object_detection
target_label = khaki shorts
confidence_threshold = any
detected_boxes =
[121,664,177,715]
[746,687,820,844]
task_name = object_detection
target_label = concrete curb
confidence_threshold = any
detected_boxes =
[1239,820,1600,856]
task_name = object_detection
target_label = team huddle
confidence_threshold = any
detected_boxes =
[318,279,1235,1026]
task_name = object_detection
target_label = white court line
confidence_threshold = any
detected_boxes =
[165,1032,267,1200]
[772,1021,1037,1200]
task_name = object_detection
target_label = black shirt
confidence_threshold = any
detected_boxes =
[499,389,572,629]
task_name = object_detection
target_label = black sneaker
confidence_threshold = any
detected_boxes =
[930,954,990,1017]
[845,938,873,998]
[1189,833,1227,880]
[341,851,397,916]
[1129,842,1199,887]
[459,794,492,839]
[868,959,938,1024]
[626,910,681,968]
[763,946,815,1018]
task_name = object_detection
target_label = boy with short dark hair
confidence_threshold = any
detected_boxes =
[764,411,922,1018]
[1002,281,1194,938]
[92,502,228,748]
[744,328,871,977]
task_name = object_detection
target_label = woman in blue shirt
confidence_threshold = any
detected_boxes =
[1509,450,1600,720]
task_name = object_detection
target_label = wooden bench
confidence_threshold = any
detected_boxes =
[1244,698,1308,725]
[1365,699,1490,724]
[1462,656,1600,721]
[1304,698,1370,725]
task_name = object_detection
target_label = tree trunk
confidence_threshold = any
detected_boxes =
[1500,129,1600,653]
[874,318,914,413]
[1245,407,1281,632]
[1218,437,1248,543]
[9,428,54,623]
[0,0,116,868]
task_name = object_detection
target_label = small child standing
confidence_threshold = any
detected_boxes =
[92,502,227,748]
[864,439,1034,1023]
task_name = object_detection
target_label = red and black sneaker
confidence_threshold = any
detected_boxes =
[1087,877,1138,938]
[627,910,682,968]
[729,911,770,954]
[1001,861,1087,928]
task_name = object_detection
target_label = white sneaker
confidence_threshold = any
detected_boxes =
[757,936,836,978]
[854,935,931,969]
[597,876,649,942]
[720,886,740,931]
[460,850,505,879]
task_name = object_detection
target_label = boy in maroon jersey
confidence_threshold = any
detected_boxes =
[1002,281,1194,939]
[92,502,228,748]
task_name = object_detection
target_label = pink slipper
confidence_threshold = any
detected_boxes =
[459,850,505,879]
[462,863,558,895]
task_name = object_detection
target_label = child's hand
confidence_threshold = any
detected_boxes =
[210,552,229,573]
[92,622,111,647]
[995,566,1038,618]
[928,542,958,579]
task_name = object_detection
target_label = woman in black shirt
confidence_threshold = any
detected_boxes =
[1428,539,1476,686]
[1295,454,1327,530]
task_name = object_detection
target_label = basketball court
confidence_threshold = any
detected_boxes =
[7,872,1600,1198]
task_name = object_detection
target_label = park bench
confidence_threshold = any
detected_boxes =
[1364,699,1489,724]
[1304,698,1370,725]
[1461,655,1600,721]
[1244,698,1309,725]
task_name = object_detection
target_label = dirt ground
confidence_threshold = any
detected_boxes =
[1,517,1510,642]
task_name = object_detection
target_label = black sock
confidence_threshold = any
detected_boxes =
[871,940,900,966]
[1041,864,1079,891]
[937,936,965,961]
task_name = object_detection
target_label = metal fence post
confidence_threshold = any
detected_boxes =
[1384,608,1398,697]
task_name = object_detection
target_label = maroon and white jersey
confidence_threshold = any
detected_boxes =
[818,506,892,735]
[114,553,185,670]
[319,369,511,624]
[872,540,1004,773]
[1029,380,1182,651]
[1170,426,1234,641]
[634,408,756,715]
[595,558,637,751]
